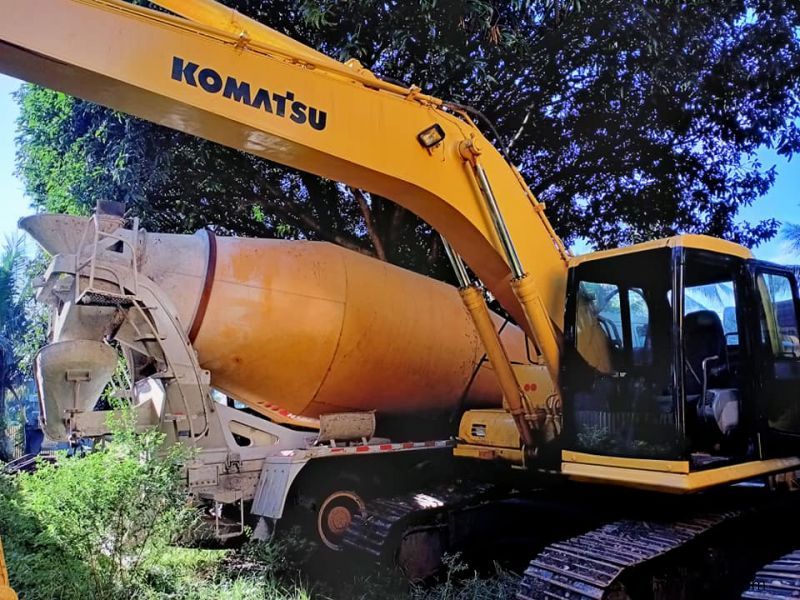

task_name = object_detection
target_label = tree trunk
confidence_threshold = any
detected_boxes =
[352,189,388,261]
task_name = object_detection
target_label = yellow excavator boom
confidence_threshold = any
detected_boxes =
[152,0,346,71]
[0,0,569,388]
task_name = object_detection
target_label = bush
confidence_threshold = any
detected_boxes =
[0,410,195,599]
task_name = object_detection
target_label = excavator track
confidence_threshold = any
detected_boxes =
[341,483,494,565]
[742,550,800,599]
[517,510,742,600]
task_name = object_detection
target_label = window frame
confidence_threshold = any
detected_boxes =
[563,247,683,460]
[755,270,800,361]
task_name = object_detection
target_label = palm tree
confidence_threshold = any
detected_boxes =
[785,221,800,248]
[0,236,29,460]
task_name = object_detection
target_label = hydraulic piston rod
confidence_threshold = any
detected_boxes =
[462,147,562,388]
[443,238,536,447]
[474,164,525,280]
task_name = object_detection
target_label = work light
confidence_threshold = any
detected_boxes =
[417,124,445,149]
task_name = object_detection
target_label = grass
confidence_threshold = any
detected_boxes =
[132,546,313,600]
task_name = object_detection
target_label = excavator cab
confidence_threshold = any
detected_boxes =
[560,237,800,492]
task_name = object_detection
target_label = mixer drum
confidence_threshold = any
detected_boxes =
[19,213,529,423]
[145,234,527,419]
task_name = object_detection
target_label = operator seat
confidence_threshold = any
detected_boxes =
[684,310,728,396]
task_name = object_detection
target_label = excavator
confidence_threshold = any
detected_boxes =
[2,0,800,598]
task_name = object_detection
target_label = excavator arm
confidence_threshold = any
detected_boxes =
[0,0,568,376]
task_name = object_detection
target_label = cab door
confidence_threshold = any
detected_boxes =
[748,262,800,456]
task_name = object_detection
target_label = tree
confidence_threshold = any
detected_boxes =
[14,0,800,279]
[0,236,30,459]
[783,221,800,257]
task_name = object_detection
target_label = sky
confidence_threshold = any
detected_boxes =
[0,75,28,248]
[0,72,798,261]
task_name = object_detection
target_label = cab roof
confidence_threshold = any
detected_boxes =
[568,234,753,268]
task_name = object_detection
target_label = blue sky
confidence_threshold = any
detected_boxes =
[0,73,798,261]
[0,75,28,248]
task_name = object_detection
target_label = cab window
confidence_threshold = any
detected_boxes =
[757,273,800,358]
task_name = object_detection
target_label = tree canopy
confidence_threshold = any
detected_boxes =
[0,236,34,458]
[15,0,800,279]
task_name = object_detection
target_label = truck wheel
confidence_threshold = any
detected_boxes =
[316,490,365,551]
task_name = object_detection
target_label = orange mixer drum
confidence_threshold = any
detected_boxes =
[157,233,527,418]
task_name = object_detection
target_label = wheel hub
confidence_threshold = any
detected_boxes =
[317,490,365,551]
[327,505,352,535]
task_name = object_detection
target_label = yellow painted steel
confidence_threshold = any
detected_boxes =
[453,443,525,465]
[569,234,752,267]
[152,0,342,69]
[153,0,443,102]
[562,451,691,474]
[457,286,535,446]
[458,409,521,449]
[563,457,800,494]
[0,539,16,600]
[190,238,528,418]
[456,361,560,457]
[511,274,562,388]
[0,0,569,360]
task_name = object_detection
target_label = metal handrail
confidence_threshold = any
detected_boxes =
[74,214,140,302]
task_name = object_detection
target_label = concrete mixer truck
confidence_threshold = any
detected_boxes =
[5,0,800,597]
[19,206,536,552]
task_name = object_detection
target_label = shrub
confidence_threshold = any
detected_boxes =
[0,410,195,599]
[0,409,316,600]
